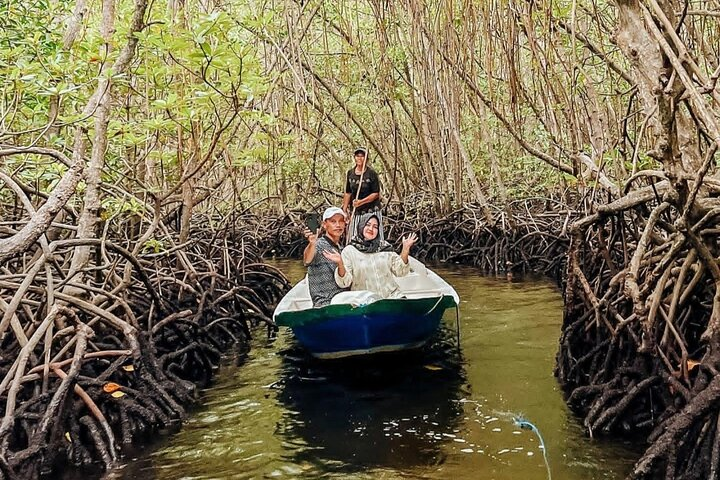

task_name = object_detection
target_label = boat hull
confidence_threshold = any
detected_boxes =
[277,296,456,359]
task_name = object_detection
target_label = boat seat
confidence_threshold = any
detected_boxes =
[331,290,382,306]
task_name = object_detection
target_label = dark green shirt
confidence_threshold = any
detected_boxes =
[345,166,381,214]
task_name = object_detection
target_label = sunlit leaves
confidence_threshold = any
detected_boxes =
[150,92,181,111]
[142,239,165,254]
[143,117,175,133]
[101,196,146,219]
[234,145,269,167]
[1,0,106,163]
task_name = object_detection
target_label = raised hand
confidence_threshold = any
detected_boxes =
[401,232,418,251]
[322,249,343,265]
[304,227,321,244]
[302,227,322,265]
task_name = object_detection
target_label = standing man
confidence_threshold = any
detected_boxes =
[342,147,383,241]
[303,206,349,307]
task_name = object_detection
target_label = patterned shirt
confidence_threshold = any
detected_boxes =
[307,236,348,307]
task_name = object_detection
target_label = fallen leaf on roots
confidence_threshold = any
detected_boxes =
[687,359,701,371]
[103,382,122,393]
[111,391,126,398]
[122,365,135,372]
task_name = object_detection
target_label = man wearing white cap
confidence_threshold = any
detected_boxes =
[303,206,350,307]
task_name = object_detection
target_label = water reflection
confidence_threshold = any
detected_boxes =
[275,331,467,473]
[108,261,642,480]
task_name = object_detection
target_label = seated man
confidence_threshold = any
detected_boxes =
[303,206,349,307]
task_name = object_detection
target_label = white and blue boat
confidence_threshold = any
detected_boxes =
[273,258,459,359]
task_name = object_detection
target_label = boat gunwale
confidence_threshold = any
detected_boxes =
[274,294,457,328]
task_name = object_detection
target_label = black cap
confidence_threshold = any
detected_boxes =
[354,147,367,156]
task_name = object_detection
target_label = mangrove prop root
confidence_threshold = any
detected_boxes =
[244,197,575,279]
[557,182,720,478]
[0,216,290,478]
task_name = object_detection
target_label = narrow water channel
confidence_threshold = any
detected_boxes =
[109,260,641,480]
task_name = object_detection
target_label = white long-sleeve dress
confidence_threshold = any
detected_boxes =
[334,245,410,298]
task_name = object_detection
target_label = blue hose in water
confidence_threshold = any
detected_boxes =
[513,416,552,480]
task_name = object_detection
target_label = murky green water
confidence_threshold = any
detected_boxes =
[109,260,640,480]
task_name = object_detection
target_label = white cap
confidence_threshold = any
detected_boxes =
[322,207,345,221]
